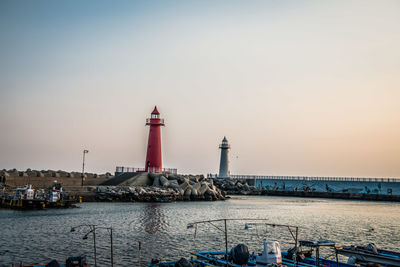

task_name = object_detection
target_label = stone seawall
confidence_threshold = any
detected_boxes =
[1,169,111,188]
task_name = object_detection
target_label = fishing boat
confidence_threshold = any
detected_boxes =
[168,219,399,267]
[148,258,214,267]
[336,244,400,266]
[1,184,47,209]
[196,241,355,267]
[0,183,78,210]
[15,255,89,267]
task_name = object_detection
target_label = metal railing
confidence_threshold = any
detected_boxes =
[115,166,177,175]
[207,173,400,183]
[145,118,165,125]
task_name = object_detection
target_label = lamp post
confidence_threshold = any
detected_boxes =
[81,149,89,186]
[70,224,114,267]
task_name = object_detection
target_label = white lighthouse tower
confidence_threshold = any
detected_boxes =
[218,136,230,178]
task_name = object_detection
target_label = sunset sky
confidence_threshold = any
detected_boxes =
[1,0,399,177]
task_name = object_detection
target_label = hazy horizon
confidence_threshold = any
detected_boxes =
[1,0,399,177]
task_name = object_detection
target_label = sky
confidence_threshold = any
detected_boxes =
[0,0,399,177]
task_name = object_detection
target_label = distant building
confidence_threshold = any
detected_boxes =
[218,136,230,178]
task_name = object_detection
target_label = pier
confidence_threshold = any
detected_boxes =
[208,174,400,196]
[208,174,399,183]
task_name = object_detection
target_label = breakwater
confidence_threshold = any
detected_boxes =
[0,168,111,187]
[96,173,225,201]
[3,168,400,203]
[212,179,400,202]
[260,190,400,201]
[1,170,226,203]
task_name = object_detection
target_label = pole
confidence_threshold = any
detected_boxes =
[335,249,339,267]
[294,227,298,267]
[138,241,142,267]
[93,226,97,267]
[224,219,228,266]
[110,228,114,267]
[81,150,86,186]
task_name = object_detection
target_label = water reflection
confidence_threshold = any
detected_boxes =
[139,203,167,234]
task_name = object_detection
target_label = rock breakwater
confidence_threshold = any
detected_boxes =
[213,178,259,195]
[96,173,225,202]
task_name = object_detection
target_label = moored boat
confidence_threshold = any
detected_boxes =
[15,255,89,267]
[0,183,78,210]
[337,244,400,266]
[153,218,400,267]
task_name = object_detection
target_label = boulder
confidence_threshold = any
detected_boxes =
[189,176,199,183]
[180,181,190,191]
[148,172,157,180]
[51,172,60,178]
[177,188,185,195]
[8,169,18,176]
[205,188,216,200]
[198,184,209,195]
[191,188,198,197]
[192,183,201,191]
[18,171,27,177]
[168,174,178,180]
[153,176,160,187]
[159,176,170,187]
[177,177,186,184]
[169,180,179,187]
[0,171,9,177]
[184,187,192,196]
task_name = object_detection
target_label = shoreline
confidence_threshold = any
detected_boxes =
[225,190,400,202]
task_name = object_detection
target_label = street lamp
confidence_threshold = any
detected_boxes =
[81,149,89,186]
[70,224,114,267]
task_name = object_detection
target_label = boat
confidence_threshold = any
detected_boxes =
[148,258,214,267]
[149,218,400,267]
[193,219,400,267]
[336,244,400,266]
[1,184,47,209]
[15,184,35,200]
[196,242,349,267]
[0,183,78,210]
[15,255,89,267]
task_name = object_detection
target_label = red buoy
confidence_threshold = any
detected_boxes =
[145,106,165,173]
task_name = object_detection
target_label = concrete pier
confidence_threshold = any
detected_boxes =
[208,174,400,195]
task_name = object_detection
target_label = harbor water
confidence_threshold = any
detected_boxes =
[1,196,399,266]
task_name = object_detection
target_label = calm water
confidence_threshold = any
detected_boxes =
[0,196,399,267]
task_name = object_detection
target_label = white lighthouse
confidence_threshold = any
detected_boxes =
[218,136,230,178]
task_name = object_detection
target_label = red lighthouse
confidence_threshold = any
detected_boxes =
[145,106,165,173]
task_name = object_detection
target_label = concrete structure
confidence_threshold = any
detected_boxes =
[145,106,165,173]
[207,173,400,195]
[218,136,230,178]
